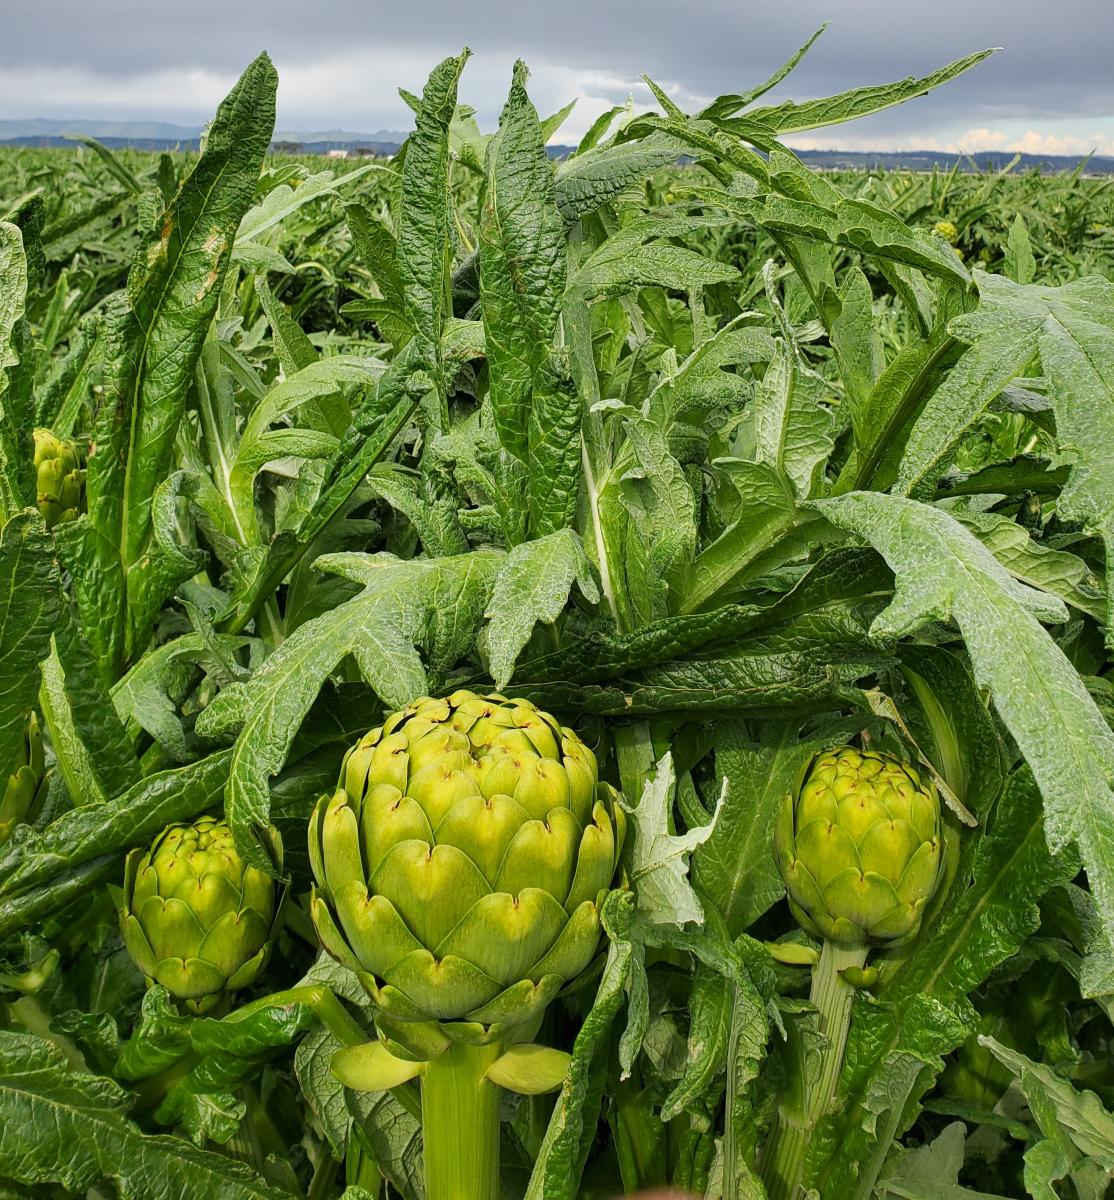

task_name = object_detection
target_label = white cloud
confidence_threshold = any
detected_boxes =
[786,124,1114,157]
[1006,128,1114,155]
[0,65,235,121]
[0,49,712,142]
[954,127,1008,151]
[1,29,1112,157]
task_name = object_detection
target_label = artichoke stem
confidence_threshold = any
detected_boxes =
[233,984,367,1050]
[421,1038,503,1200]
[346,1142,381,1195]
[761,940,868,1199]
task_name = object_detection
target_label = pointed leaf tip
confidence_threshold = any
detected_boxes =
[332,1041,424,1092]
[486,1044,572,1094]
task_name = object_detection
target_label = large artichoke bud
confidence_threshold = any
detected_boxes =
[309,690,625,1032]
[775,747,943,947]
[120,816,284,1014]
[33,428,84,529]
[0,713,45,845]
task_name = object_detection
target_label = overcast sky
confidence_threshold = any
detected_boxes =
[1,0,1113,153]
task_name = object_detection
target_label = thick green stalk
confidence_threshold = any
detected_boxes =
[761,941,868,1199]
[421,1039,503,1200]
[808,941,868,1116]
[346,1141,381,1196]
[610,1070,666,1191]
[232,985,367,1048]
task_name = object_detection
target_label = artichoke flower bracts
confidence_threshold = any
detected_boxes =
[310,691,626,1200]
[309,690,625,1033]
[0,713,45,846]
[33,429,84,529]
[120,815,284,1015]
[775,747,944,948]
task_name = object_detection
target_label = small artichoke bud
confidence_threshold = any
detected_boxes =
[775,747,943,948]
[0,713,45,845]
[120,815,284,1014]
[309,691,625,1031]
[33,429,84,529]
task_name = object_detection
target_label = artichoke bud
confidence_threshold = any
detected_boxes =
[0,713,46,845]
[120,815,284,1014]
[310,691,625,1032]
[775,747,943,948]
[33,428,84,529]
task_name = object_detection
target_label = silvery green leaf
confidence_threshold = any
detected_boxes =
[622,751,725,929]
[483,528,599,688]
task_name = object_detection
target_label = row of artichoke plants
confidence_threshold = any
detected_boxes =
[117,699,943,1200]
[2,27,1114,1200]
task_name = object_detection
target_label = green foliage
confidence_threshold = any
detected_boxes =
[0,29,1112,1200]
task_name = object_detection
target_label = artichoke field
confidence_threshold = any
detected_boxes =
[0,24,1113,1200]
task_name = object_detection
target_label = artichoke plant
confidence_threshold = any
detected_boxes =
[33,428,84,529]
[309,690,625,1200]
[0,713,45,846]
[120,815,283,1014]
[774,746,943,947]
[764,746,945,1198]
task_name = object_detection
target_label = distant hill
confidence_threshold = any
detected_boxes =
[1,118,1112,174]
[0,117,204,142]
[0,118,408,154]
[275,128,408,145]
[792,148,1114,174]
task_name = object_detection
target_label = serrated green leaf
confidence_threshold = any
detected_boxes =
[120,53,277,571]
[979,1036,1114,1168]
[745,48,995,134]
[555,134,684,222]
[198,550,502,867]
[0,222,30,519]
[0,513,61,783]
[753,338,835,499]
[951,509,1105,620]
[0,1031,291,1200]
[398,49,470,416]
[896,273,1114,520]
[483,528,598,688]
[480,61,566,464]
[622,752,723,928]
[681,458,817,614]
[236,163,379,244]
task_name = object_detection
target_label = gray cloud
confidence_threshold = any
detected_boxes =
[1,0,1112,143]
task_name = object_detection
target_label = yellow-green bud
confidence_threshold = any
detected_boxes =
[33,429,84,529]
[775,747,943,948]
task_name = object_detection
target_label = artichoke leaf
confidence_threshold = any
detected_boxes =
[485,1043,572,1094]
[332,1040,423,1091]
